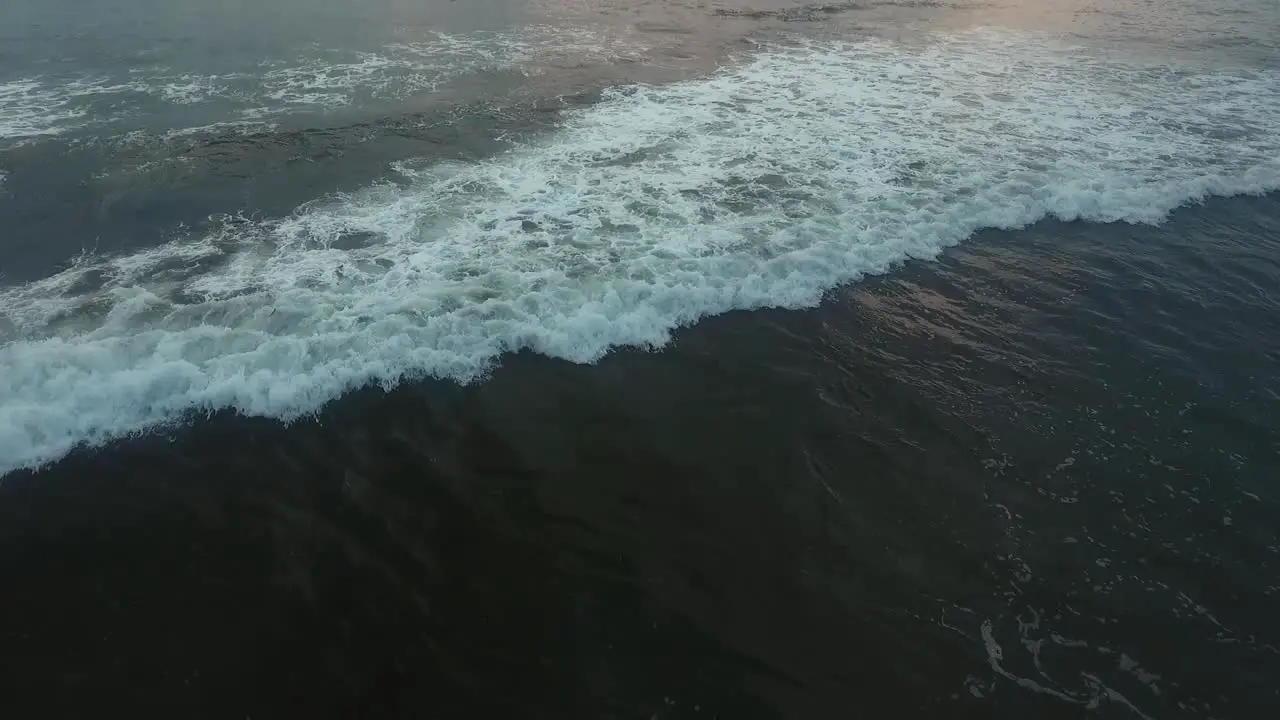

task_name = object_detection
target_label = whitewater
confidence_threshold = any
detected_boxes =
[2,28,1279,476]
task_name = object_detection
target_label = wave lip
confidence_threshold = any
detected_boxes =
[2,29,1280,476]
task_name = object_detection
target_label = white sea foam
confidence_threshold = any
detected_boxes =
[0,78,102,140]
[2,29,1279,475]
[0,25,648,140]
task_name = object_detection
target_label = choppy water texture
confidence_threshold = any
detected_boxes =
[1,1,1279,718]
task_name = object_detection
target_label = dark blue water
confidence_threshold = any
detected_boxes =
[1,1,1279,717]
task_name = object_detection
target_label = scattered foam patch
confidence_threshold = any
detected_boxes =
[0,25,649,141]
[2,28,1279,475]
[0,78,119,141]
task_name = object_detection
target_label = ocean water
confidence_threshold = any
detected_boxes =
[1,1,1279,717]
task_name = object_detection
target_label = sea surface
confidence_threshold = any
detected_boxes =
[2,1,1279,717]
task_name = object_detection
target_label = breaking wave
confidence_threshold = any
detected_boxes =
[2,29,1278,475]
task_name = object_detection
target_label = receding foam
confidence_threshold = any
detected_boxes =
[2,29,1279,475]
[0,25,649,141]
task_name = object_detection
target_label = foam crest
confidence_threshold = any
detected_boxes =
[2,29,1279,475]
